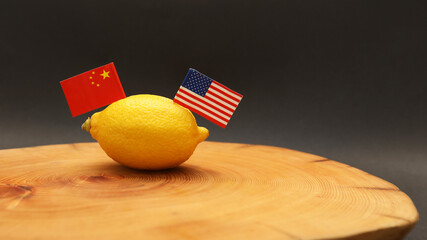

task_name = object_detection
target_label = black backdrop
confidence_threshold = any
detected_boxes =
[1,1,426,239]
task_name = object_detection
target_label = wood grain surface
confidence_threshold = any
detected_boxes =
[0,142,418,240]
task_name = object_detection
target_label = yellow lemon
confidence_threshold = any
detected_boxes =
[81,94,209,170]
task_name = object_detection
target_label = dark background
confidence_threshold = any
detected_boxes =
[1,0,426,239]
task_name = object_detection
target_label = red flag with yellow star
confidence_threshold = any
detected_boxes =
[60,63,126,117]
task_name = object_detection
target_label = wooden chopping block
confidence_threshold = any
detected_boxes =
[0,142,418,240]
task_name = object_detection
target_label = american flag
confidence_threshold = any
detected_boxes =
[173,69,243,128]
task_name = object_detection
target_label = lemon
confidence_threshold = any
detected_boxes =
[81,94,209,170]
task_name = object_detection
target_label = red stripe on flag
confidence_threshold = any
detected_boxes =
[206,90,238,108]
[203,94,236,113]
[177,89,232,118]
[203,94,236,112]
[176,92,230,123]
[212,80,243,98]
[173,98,227,128]
[209,84,241,103]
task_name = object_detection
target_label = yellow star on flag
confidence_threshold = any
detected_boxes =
[100,70,110,79]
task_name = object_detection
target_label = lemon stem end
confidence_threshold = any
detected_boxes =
[81,117,91,132]
[198,127,209,143]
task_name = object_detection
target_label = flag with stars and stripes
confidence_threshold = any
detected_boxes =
[173,68,243,128]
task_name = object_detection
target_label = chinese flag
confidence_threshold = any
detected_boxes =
[60,63,126,117]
